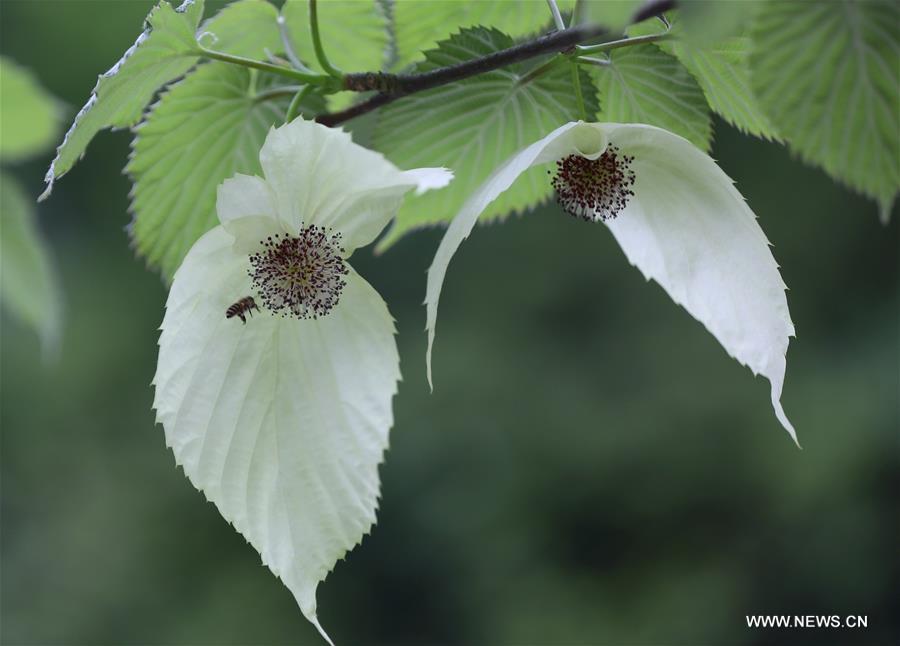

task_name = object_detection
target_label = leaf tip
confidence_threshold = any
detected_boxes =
[877,197,894,225]
[37,183,52,203]
[308,614,336,646]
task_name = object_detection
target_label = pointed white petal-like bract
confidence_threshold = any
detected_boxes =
[426,121,797,442]
[425,122,606,385]
[258,118,451,252]
[601,123,796,444]
[154,226,400,642]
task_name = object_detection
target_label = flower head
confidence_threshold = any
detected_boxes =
[551,146,636,221]
[153,117,451,643]
[248,228,349,319]
[426,121,797,445]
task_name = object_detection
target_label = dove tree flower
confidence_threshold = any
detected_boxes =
[153,117,451,643]
[426,121,798,445]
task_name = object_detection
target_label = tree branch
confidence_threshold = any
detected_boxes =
[316,0,676,127]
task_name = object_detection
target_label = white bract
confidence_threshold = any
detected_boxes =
[426,121,798,445]
[153,117,451,643]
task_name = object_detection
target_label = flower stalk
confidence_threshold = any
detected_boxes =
[276,14,315,74]
[546,0,566,31]
[571,62,587,120]
[286,85,314,123]
[196,46,337,87]
[309,0,344,79]
[576,30,671,56]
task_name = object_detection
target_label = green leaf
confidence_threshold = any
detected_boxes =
[677,0,762,45]
[41,0,205,199]
[0,58,59,161]
[593,43,712,151]
[282,0,389,71]
[0,172,62,355]
[372,26,596,250]
[127,0,292,279]
[668,35,777,140]
[199,0,281,58]
[750,0,899,218]
[127,63,322,280]
[579,0,645,30]
[629,15,778,140]
[392,0,574,70]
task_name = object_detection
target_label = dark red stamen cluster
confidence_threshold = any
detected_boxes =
[550,145,636,222]
[248,226,349,319]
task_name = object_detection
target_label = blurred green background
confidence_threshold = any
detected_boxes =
[1,2,897,645]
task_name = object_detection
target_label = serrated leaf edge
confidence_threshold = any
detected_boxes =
[40,0,201,202]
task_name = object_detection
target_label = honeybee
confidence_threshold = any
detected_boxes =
[226,296,260,324]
